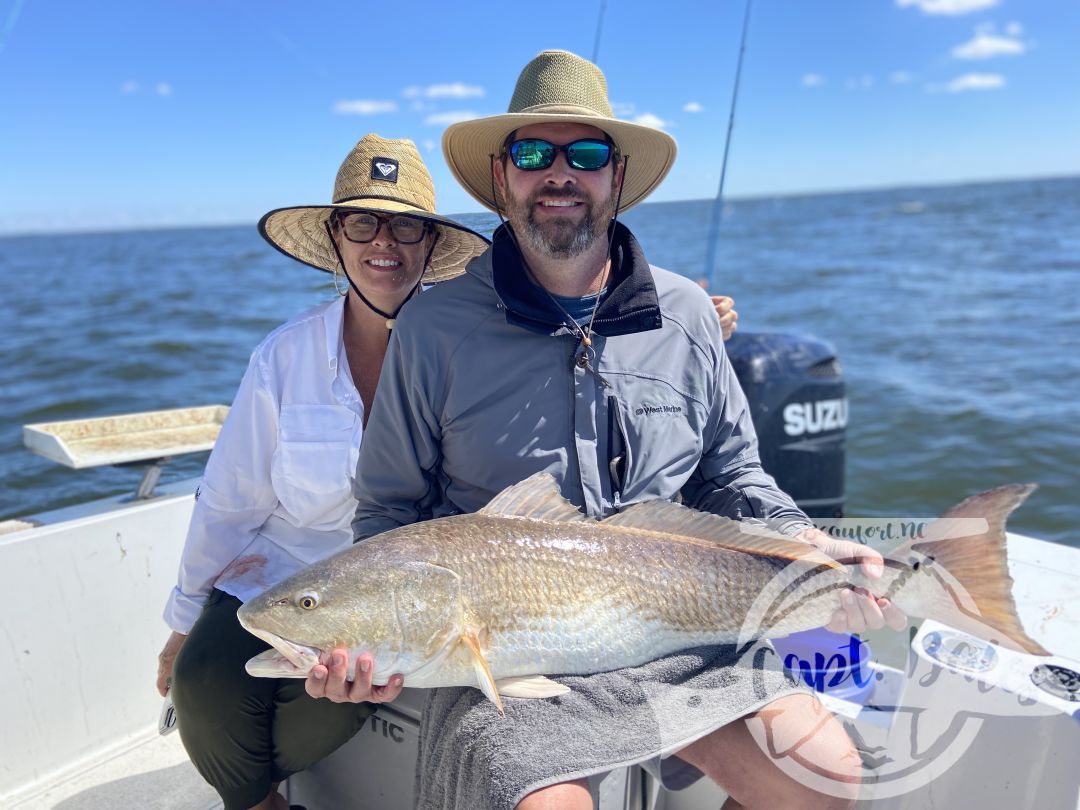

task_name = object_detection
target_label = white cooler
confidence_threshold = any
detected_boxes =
[286,688,646,809]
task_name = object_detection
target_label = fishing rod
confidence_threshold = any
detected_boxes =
[591,0,751,287]
[591,0,608,63]
[703,0,753,289]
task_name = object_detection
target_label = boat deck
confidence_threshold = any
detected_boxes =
[7,732,219,810]
[2,488,1077,809]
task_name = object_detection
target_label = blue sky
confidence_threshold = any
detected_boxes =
[1,0,1078,234]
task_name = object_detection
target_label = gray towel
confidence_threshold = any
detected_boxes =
[414,642,807,810]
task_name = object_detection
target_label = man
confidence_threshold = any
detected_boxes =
[310,50,904,809]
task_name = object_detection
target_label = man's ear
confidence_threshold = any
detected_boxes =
[490,156,511,212]
[613,156,626,192]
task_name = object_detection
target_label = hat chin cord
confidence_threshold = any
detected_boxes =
[324,221,439,334]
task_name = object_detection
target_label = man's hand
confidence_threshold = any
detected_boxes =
[796,527,907,634]
[305,647,405,704]
[157,631,187,697]
[711,295,738,341]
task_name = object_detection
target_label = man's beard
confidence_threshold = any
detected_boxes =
[503,184,616,259]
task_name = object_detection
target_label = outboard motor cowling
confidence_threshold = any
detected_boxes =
[725,332,846,518]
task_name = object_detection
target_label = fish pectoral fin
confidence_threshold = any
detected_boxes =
[460,631,505,715]
[603,501,842,570]
[495,675,571,700]
[479,473,589,523]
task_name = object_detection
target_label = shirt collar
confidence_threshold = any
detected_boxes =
[486,222,663,338]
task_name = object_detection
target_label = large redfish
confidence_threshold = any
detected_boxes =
[238,474,1047,712]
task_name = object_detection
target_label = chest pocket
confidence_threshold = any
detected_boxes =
[605,374,707,501]
[271,403,359,528]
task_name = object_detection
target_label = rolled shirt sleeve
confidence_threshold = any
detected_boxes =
[163,353,280,632]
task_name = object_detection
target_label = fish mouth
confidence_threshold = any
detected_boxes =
[237,617,321,678]
[245,647,319,678]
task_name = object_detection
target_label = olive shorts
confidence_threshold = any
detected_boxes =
[171,589,373,810]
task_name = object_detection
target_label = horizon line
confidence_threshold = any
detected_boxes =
[2,171,1077,240]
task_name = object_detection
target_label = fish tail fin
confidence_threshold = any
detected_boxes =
[900,483,1049,656]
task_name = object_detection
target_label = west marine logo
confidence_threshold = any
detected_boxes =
[783,398,848,436]
[371,157,399,182]
[635,403,683,416]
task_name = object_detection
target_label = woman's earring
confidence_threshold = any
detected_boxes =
[333,268,348,297]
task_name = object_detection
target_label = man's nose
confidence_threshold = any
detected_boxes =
[543,152,578,183]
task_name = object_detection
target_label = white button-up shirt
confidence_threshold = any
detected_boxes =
[164,296,364,633]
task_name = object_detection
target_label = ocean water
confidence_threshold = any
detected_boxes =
[1,177,1077,546]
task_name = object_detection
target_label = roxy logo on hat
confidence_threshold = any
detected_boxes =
[371,157,399,183]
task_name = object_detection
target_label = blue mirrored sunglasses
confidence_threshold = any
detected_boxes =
[507,138,613,171]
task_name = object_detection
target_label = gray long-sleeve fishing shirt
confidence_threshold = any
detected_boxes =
[351,223,811,539]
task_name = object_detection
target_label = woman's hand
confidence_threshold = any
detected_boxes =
[305,648,405,705]
[157,631,187,696]
[711,295,738,341]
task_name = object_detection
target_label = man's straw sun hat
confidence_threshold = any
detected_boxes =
[260,134,488,283]
[442,49,677,215]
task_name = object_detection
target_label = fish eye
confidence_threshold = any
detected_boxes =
[911,559,920,571]
[297,593,319,610]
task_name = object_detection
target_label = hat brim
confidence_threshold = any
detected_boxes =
[442,110,677,214]
[258,198,489,284]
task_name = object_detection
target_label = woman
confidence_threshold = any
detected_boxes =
[155,134,490,810]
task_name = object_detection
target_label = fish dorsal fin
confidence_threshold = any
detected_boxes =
[479,473,589,523]
[602,501,841,570]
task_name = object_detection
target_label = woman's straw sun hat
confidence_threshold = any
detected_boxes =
[260,134,488,283]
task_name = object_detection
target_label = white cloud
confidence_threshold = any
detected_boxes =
[683,101,704,113]
[422,139,437,152]
[155,82,173,97]
[952,31,1025,59]
[890,70,914,84]
[424,111,479,126]
[611,101,636,117]
[946,72,1006,92]
[120,80,139,93]
[801,73,824,88]
[403,82,484,99]
[896,0,999,15]
[1005,21,1023,37]
[333,99,398,115]
[632,113,672,130]
[844,75,875,91]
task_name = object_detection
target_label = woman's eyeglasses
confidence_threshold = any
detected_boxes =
[335,212,428,244]
[506,138,614,172]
